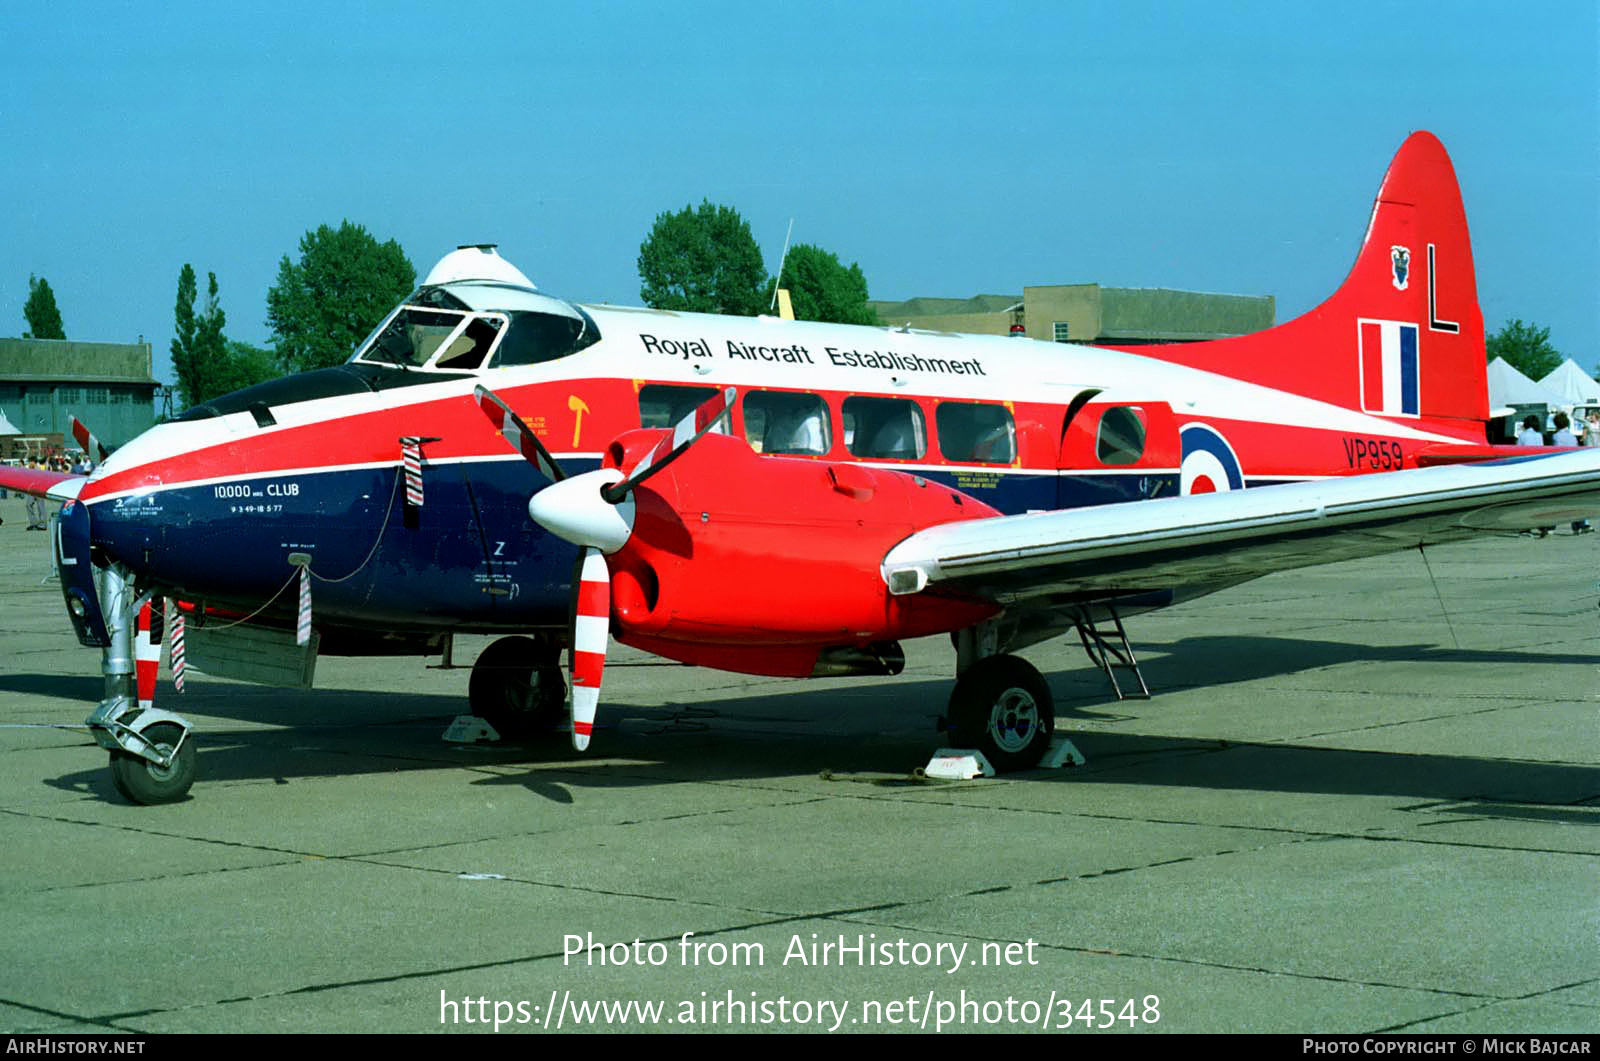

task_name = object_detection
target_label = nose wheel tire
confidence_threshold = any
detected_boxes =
[946,655,1054,772]
[468,635,567,738]
[109,722,196,805]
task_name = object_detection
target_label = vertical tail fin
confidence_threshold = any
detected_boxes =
[1146,132,1488,426]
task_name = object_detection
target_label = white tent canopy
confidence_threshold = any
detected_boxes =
[1487,357,1570,409]
[0,410,19,435]
[1537,359,1600,405]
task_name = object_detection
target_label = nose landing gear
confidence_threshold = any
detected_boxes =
[85,565,197,804]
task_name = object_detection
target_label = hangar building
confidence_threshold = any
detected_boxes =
[0,337,160,457]
[869,283,1275,344]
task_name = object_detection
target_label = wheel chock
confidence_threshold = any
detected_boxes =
[443,715,501,744]
[920,749,996,780]
[1042,735,1087,768]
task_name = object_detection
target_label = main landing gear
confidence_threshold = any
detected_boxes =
[945,622,1056,772]
[468,634,567,738]
[942,603,1152,773]
[944,654,1056,772]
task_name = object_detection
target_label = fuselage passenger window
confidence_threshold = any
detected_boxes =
[1095,406,1147,465]
[638,384,728,431]
[936,402,1016,464]
[843,396,926,460]
[744,391,831,455]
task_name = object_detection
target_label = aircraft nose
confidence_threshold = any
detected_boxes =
[527,469,636,553]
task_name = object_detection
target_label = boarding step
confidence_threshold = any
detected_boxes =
[1072,605,1150,701]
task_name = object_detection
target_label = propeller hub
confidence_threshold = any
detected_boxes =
[527,469,636,553]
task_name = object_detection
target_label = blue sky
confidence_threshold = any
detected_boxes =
[4,1,1596,382]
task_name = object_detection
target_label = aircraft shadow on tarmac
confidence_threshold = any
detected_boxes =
[1113,634,1596,693]
[26,637,1599,815]
[5,631,1591,722]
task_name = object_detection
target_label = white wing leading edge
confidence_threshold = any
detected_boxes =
[881,451,1600,606]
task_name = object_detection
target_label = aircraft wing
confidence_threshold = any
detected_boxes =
[0,466,86,502]
[881,450,1600,606]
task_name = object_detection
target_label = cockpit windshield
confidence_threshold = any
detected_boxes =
[351,285,600,372]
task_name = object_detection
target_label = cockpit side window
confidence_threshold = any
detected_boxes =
[490,307,601,367]
[356,308,470,368]
[433,314,506,370]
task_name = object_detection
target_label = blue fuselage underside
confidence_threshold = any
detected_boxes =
[90,461,1176,632]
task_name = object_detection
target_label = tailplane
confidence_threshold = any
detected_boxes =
[1139,132,1488,426]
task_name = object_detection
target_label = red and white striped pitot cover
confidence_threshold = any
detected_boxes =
[401,437,424,506]
[165,598,186,693]
[296,565,312,646]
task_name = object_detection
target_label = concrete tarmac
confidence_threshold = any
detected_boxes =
[0,491,1595,1034]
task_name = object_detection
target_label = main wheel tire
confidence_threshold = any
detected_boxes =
[109,721,196,805]
[946,655,1055,772]
[468,635,566,738]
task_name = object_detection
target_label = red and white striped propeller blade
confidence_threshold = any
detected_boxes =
[602,386,735,503]
[70,415,108,463]
[569,547,610,751]
[474,385,565,482]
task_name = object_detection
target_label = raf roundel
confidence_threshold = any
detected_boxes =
[1179,424,1244,495]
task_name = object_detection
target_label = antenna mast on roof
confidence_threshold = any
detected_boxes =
[769,218,795,313]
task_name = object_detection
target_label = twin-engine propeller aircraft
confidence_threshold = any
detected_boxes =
[7,131,1598,804]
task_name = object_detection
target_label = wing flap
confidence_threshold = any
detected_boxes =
[882,451,1600,604]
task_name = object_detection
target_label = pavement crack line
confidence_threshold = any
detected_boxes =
[818,910,1508,1006]
[1378,978,1600,1032]
[0,996,126,1033]
[1,806,327,861]
[89,903,912,1027]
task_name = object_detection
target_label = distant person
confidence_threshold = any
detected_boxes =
[1515,418,1555,536]
[1587,411,1600,447]
[1550,413,1593,533]
[25,460,47,530]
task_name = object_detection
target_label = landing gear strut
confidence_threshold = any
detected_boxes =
[468,634,567,738]
[84,563,198,804]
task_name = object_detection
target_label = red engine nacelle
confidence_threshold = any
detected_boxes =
[599,431,1001,677]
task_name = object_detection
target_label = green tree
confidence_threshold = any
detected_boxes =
[1486,319,1563,381]
[638,201,768,316]
[171,265,202,407]
[769,243,880,325]
[212,340,280,396]
[195,271,227,389]
[23,275,66,339]
[267,221,415,373]
[172,267,278,407]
